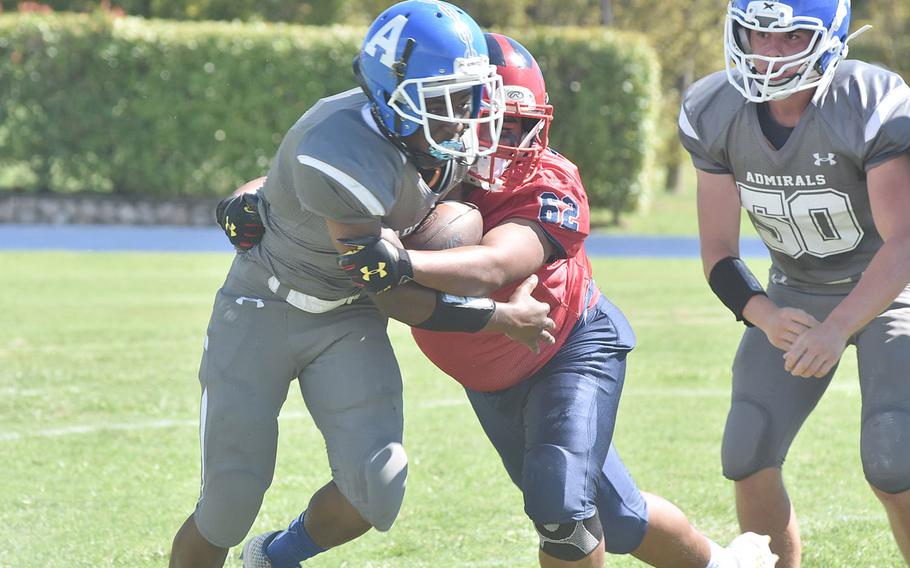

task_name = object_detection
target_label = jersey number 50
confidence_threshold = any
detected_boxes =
[738,184,864,258]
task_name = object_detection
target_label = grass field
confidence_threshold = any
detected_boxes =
[592,164,758,237]
[1,251,901,567]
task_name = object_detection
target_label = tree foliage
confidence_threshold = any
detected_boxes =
[850,0,910,80]
[1,14,659,219]
[610,1,727,191]
[3,0,906,202]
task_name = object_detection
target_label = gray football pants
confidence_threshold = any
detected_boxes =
[193,256,407,548]
[723,282,910,494]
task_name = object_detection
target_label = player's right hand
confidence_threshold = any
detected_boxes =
[215,192,264,251]
[490,274,556,353]
[761,306,819,351]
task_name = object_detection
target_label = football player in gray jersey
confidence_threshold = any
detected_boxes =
[679,0,910,565]
[168,3,558,568]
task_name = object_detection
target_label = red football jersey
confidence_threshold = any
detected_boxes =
[411,150,595,392]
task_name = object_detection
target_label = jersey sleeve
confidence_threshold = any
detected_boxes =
[291,158,385,223]
[863,80,910,171]
[678,97,731,174]
[510,178,589,260]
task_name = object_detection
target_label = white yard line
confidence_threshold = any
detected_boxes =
[0,418,198,442]
[0,414,302,442]
[0,402,455,441]
[0,383,860,442]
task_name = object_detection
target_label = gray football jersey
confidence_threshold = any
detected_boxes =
[679,61,910,288]
[249,88,465,299]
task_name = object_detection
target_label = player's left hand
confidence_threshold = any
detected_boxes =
[782,321,848,378]
[215,192,264,250]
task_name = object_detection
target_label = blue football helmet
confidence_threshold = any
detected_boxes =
[355,0,504,163]
[724,0,867,101]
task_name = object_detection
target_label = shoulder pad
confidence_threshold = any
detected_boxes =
[820,60,910,140]
[297,107,408,217]
[680,70,745,145]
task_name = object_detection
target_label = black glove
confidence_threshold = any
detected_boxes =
[337,235,413,294]
[215,192,264,251]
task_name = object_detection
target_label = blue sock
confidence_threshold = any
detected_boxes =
[265,510,326,567]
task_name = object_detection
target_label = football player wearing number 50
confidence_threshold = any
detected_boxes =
[678,0,910,565]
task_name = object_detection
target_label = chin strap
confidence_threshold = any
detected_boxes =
[842,24,873,57]
[804,24,874,96]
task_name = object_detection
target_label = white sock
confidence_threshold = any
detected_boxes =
[704,538,728,568]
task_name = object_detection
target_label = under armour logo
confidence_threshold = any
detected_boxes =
[764,1,774,9]
[813,152,837,166]
[235,296,264,308]
[360,263,387,281]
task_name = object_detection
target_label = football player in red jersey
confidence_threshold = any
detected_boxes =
[336,33,777,568]
[217,32,777,568]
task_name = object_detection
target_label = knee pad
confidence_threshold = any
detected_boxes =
[862,408,910,494]
[535,513,603,562]
[195,471,268,547]
[522,444,571,522]
[361,442,408,532]
[722,399,773,481]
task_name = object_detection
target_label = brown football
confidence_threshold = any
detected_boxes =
[402,200,483,251]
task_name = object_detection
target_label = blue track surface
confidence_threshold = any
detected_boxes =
[0,224,770,258]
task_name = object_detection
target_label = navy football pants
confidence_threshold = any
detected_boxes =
[466,292,649,554]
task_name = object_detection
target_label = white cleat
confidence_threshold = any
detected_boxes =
[241,531,281,568]
[725,532,779,567]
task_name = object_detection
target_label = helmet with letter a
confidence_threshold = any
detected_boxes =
[354,0,505,164]
[724,0,859,102]
[468,32,553,191]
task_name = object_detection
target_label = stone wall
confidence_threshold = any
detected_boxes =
[0,193,218,226]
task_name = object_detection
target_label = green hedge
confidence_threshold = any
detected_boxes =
[516,27,660,216]
[0,14,660,213]
[0,0,603,27]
